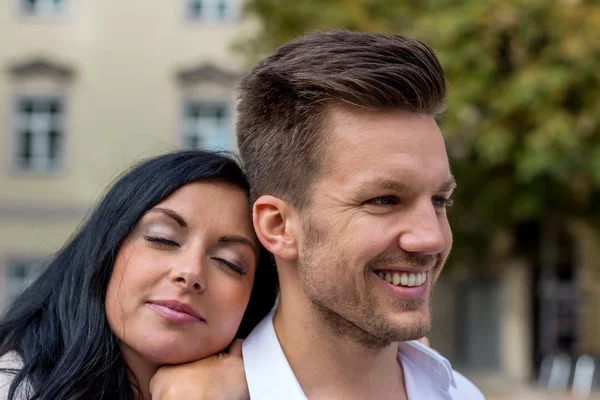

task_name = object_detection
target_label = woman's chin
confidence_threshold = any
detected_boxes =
[120,330,235,367]
[139,341,230,366]
[144,348,212,366]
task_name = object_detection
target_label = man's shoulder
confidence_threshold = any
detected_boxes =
[449,369,486,399]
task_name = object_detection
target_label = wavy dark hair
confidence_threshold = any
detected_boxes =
[0,150,278,400]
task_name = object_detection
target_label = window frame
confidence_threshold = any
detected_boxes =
[16,0,72,19]
[184,0,241,23]
[179,97,235,152]
[2,258,47,307]
[8,91,68,175]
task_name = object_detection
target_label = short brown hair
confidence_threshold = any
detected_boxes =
[237,30,446,209]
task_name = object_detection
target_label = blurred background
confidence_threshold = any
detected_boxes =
[0,1,599,398]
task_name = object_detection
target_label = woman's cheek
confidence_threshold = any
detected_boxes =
[212,282,253,336]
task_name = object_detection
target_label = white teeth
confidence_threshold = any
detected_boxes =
[401,273,408,286]
[408,273,416,287]
[416,273,422,286]
[417,272,427,285]
[384,273,392,283]
[376,270,428,287]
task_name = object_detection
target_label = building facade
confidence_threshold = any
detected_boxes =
[430,220,600,389]
[0,0,246,309]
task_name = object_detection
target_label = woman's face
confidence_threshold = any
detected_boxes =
[105,181,258,367]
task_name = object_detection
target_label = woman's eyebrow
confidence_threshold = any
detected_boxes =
[147,207,187,228]
[219,235,259,254]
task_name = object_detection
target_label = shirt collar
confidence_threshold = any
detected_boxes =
[243,308,307,400]
[398,340,457,392]
[243,308,457,399]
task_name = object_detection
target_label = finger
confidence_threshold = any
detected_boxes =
[149,372,162,395]
[228,338,244,357]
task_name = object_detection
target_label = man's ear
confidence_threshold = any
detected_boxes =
[253,195,299,261]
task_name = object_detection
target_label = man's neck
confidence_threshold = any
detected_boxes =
[273,293,408,400]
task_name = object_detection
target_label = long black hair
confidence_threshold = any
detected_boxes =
[0,150,278,400]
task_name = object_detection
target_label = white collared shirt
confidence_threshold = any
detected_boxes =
[243,309,486,399]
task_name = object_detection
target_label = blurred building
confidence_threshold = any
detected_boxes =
[430,220,600,387]
[0,0,246,309]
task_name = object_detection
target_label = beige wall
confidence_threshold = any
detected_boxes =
[0,216,82,309]
[0,0,247,305]
[0,0,247,206]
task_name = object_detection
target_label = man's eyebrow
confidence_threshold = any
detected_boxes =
[362,178,410,192]
[438,176,457,192]
[358,176,457,193]
[147,207,187,228]
[219,236,259,254]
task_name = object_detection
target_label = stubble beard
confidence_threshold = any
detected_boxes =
[298,218,435,351]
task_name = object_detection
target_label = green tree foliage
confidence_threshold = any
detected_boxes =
[239,0,600,269]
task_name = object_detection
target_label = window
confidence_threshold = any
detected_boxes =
[13,95,65,172]
[186,0,240,21]
[19,0,67,16]
[182,101,232,150]
[4,260,46,304]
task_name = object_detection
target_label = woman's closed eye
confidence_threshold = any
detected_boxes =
[144,236,181,248]
[213,258,246,276]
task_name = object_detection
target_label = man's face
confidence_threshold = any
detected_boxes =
[297,104,454,348]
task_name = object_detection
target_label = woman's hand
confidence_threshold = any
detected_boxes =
[149,339,249,400]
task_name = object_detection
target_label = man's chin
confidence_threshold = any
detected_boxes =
[386,309,432,342]
[391,298,428,311]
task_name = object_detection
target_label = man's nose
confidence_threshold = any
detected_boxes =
[398,201,447,255]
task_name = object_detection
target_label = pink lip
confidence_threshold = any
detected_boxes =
[148,300,206,324]
[372,271,430,301]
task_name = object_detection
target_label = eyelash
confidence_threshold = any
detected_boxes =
[432,196,454,209]
[367,196,454,209]
[214,258,246,276]
[366,196,399,206]
[144,236,246,276]
[144,236,181,248]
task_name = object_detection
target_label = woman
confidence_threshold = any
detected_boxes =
[0,150,278,400]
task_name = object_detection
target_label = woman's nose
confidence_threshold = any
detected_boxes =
[170,256,206,292]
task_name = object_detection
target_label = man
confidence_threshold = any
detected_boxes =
[153,30,485,399]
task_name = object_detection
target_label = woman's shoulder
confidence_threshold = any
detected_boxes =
[0,352,25,399]
[0,351,23,370]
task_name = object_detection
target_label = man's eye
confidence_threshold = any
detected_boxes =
[432,196,454,209]
[366,196,399,206]
[144,236,181,248]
